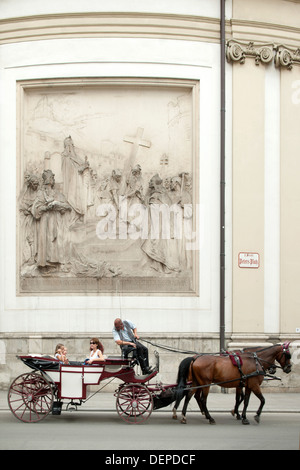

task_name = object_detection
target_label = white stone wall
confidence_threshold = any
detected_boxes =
[0,1,228,389]
[1,0,300,393]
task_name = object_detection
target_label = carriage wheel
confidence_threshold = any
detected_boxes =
[8,372,54,423]
[116,383,153,424]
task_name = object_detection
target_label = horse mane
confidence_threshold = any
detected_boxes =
[242,343,289,354]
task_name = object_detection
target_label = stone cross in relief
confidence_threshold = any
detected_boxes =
[123,127,151,168]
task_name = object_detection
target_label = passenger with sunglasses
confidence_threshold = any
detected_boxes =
[87,338,105,364]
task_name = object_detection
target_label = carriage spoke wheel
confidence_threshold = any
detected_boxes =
[8,372,54,423]
[116,384,153,424]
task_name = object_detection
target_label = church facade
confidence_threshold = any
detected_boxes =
[0,0,299,390]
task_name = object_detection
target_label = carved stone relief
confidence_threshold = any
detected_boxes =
[226,40,275,65]
[18,81,198,295]
[226,40,300,69]
[275,45,300,69]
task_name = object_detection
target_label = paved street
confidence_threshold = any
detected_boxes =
[0,409,299,451]
[1,391,299,451]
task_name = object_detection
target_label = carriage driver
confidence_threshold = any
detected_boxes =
[113,318,153,375]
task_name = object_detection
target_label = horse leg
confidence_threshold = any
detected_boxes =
[173,390,202,421]
[231,386,244,420]
[199,387,216,425]
[176,390,204,423]
[173,356,194,420]
[180,390,194,424]
[253,389,265,424]
[172,391,185,419]
[194,389,204,414]
[241,388,251,425]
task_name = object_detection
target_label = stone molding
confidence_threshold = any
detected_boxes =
[0,9,299,50]
[227,39,300,69]
[0,12,221,45]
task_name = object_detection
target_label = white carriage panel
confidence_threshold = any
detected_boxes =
[46,370,60,383]
[61,366,82,372]
[83,373,102,385]
[83,366,103,385]
[60,367,84,399]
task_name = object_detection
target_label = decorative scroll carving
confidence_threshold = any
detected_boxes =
[226,40,275,65]
[227,40,300,70]
[275,45,300,70]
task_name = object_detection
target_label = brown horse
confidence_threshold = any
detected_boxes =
[174,342,292,425]
[230,346,278,420]
[172,348,267,421]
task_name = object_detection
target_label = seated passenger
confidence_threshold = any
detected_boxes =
[62,346,69,364]
[54,343,69,364]
[86,338,105,364]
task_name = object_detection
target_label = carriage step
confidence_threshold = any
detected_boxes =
[52,401,63,415]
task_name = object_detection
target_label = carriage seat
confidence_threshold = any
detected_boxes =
[119,347,139,367]
[107,355,125,360]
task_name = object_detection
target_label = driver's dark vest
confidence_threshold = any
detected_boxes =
[118,321,136,343]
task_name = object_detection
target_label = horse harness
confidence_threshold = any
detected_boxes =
[140,339,291,391]
[224,351,266,387]
[186,350,276,391]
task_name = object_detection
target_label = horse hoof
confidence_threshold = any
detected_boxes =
[181,419,187,424]
[231,409,235,417]
[209,419,216,425]
[254,415,260,424]
[172,416,177,420]
[242,418,250,425]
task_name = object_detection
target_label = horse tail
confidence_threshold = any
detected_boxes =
[175,356,194,402]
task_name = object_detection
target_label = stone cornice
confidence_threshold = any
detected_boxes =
[0,11,299,70]
[230,18,300,46]
[0,12,221,45]
[226,40,300,69]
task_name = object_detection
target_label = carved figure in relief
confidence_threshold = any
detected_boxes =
[124,164,144,205]
[31,169,71,272]
[19,173,40,265]
[169,173,193,270]
[108,169,124,210]
[19,132,193,286]
[142,174,180,274]
[61,135,91,223]
[124,164,147,236]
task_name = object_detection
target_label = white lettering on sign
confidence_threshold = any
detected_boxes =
[238,252,260,268]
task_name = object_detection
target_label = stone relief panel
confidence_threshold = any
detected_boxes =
[17,80,199,295]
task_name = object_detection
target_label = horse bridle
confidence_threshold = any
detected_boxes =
[278,342,292,373]
[253,342,291,374]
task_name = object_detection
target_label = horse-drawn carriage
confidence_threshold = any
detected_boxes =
[7,352,177,424]
[7,342,292,425]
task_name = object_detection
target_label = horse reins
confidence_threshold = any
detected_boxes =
[246,344,291,372]
[140,339,291,371]
[141,341,289,391]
